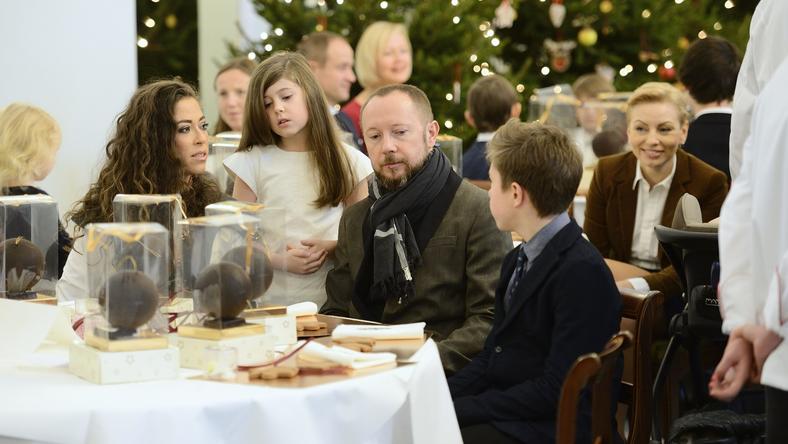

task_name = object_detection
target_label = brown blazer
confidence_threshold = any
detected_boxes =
[583,149,728,302]
[321,180,512,374]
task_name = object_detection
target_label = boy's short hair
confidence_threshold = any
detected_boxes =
[679,36,741,104]
[467,75,519,133]
[572,73,615,99]
[487,119,582,217]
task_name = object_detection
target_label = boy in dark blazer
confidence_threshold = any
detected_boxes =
[449,119,622,443]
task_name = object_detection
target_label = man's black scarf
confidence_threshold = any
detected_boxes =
[352,149,462,321]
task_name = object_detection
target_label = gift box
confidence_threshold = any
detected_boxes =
[168,331,275,368]
[69,341,179,384]
[243,310,297,346]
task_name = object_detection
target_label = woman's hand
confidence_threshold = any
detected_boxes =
[709,335,753,402]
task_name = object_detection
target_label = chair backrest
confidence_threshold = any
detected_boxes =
[557,331,634,444]
[618,288,665,444]
[654,225,718,300]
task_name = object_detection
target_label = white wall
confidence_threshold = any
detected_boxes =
[0,0,138,224]
[198,0,268,129]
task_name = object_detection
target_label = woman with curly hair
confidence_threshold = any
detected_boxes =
[57,79,223,301]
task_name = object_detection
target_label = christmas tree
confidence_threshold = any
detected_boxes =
[238,0,756,141]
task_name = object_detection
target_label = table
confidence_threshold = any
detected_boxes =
[0,338,461,444]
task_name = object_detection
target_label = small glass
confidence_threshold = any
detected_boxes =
[204,345,238,380]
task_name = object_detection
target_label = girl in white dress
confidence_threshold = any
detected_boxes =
[224,51,372,306]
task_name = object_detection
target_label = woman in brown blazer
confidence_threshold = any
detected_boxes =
[584,82,728,307]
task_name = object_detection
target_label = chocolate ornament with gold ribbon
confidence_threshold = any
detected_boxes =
[194,262,252,328]
[98,270,160,336]
[0,237,44,299]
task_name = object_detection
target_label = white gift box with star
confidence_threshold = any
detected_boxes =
[68,341,180,384]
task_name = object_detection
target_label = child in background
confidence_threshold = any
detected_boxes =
[225,51,372,306]
[0,103,72,277]
[571,73,616,169]
[462,75,521,190]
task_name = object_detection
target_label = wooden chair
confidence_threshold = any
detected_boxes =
[618,288,666,444]
[557,331,633,444]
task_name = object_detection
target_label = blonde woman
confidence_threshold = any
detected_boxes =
[341,21,412,144]
[0,103,72,277]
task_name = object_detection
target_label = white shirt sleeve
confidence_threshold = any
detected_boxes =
[56,236,87,302]
[344,143,373,185]
[224,150,258,199]
[628,277,650,293]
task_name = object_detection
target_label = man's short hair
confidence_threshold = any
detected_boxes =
[679,36,741,104]
[361,84,433,128]
[467,75,519,133]
[572,73,615,99]
[487,119,582,217]
[296,31,345,66]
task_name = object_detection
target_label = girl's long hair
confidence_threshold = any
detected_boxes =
[239,51,355,208]
[68,79,222,230]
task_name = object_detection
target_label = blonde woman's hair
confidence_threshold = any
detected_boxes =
[626,82,690,125]
[239,51,356,208]
[354,21,410,89]
[0,103,61,187]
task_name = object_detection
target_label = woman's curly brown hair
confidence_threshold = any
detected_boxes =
[68,79,222,231]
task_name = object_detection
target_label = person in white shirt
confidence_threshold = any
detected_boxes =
[711,55,788,444]
[728,0,788,180]
[584,82,728,309]
[225,52,372,307]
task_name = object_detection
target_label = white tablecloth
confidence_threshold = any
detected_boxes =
[0,339,460,444]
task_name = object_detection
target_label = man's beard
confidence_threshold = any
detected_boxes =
[375,151,429,192]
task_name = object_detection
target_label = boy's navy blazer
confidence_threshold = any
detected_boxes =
[449,220,621,443]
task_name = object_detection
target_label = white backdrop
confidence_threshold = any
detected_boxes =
[0,0,138,224]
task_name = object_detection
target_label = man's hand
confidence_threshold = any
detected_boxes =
[739,325,783,379]
[709,336,753,402]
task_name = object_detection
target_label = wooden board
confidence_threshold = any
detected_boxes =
[177,323,264,340]
[85,333,169,352]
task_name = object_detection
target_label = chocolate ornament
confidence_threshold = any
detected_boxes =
[194,262,252,321]
[98,270,160,332]
[221,245,274,299]
[0,237,44,298]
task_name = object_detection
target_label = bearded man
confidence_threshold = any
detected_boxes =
[320,84,511,374]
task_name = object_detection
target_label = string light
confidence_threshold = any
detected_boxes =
[380,1,388,9]
[663,60,674,69]
[274,28,283,36]
[444,120,453,129]
[260,32,269,40]
[481,67,491,76]
[647,63,657,73]
[446,93,454,101]
[137,37,149,48]
[541,66,550,75]
[144,17,155,28]
[451,0,459,5]
[247,52,257,60]
[516,84,525,93]
[491,37,500,47]
[453,16,460,24]
[724,0,734,9]
[337,0,344,4]
[674,0,684,3]
[473,65,481,73]
[619,64,634,77]
[264,43,273,51]
[641,9,651,19]
[469,54,478,62]
[698,30,708,39]
[713,22,723,31]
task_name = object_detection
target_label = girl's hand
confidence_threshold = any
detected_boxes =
[284,244,327,275]
[709,336,753,402]
[300,239,337,257]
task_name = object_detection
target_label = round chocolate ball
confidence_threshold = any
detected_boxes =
[194,262,252,320]
[98,270,160,330]
[0,237,44,293]
[221,245,274,299]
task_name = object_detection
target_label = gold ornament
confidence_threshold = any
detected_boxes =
[165,14,177,29]
[599,0,613,14]
[578,26,598,46]
[678,36,690,50]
